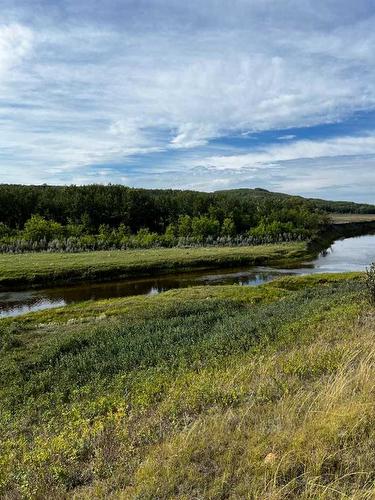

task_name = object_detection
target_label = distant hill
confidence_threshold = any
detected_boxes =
[215,188,375,214]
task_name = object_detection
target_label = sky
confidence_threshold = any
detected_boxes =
[0,0,375,202]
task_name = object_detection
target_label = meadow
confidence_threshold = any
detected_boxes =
[0,242,306,287]
[330,213,375,224]
[1,272,374,498]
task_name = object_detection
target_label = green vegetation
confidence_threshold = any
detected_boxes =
[365,263,375,304]
[309,197,375,214]
[220,187,375,214]
[2,184,374,253]
[1,183,374,497]
[1,273,374,498]
[0,184,330,252]
[0,213,310,253]
[0,242,306,287]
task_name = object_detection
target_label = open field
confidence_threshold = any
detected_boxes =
[0,242,307,288]
[1,273,374,498]
[330,213,375,224]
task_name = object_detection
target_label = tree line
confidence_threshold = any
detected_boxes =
[0,184,329,252]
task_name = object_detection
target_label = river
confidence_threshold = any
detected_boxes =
[1,234,374,318]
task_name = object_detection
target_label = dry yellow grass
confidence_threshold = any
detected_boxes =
[330,213,375,224]
[121,296,375,499]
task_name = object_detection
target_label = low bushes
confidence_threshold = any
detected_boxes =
[0,205,324,253]
[365,262,375,304]
[0,215,308,253]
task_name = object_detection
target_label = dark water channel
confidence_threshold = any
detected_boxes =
[1,234,374,318]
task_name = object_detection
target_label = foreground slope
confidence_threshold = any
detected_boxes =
[0,274,374,498]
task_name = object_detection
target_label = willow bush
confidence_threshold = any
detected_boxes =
[365,263,375,304]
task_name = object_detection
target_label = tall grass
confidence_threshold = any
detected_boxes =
[0,275,373,498]
[0,232,306,254]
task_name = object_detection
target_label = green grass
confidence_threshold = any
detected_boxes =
[1,273,374,498]
[0,242,307,288]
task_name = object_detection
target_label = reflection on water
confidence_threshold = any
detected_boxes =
[311,235,375,273]
[1,234,374,318]
[0,269,280,318]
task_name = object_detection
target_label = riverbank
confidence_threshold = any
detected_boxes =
[1,273,373,498]
[0,242,308,288]
[309,218,375,253]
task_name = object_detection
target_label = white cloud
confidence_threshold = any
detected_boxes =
[193,134,375,171]
[170,123,216,149]
[0,1,374,201]
[278,134,296,140]
[0,23,33,80]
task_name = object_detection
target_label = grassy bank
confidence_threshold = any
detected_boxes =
[0,242,307,288]
[1,273,374,498]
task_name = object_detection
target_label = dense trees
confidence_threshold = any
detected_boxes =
[0,184,333,252]
[0,184,330,230]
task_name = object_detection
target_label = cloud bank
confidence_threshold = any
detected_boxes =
[0,0,374,201]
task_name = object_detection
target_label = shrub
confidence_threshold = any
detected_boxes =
[221,217,236,237]
[164,224,178,246]
[191,216,220,241]
[23,215,64,242]
[178,215,192,237]
[365,263,375,304]
[134,228,160,248]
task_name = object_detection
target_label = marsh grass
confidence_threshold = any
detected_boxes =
[0,274,374,498]
[0,242,306,287]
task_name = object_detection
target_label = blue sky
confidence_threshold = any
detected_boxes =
[0,0,375,202]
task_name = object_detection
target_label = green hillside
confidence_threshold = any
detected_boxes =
[1,274,374,498]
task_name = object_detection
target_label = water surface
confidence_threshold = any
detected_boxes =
[1,234,374,318]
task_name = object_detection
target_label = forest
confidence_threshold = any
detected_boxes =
[0,184,335,252]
